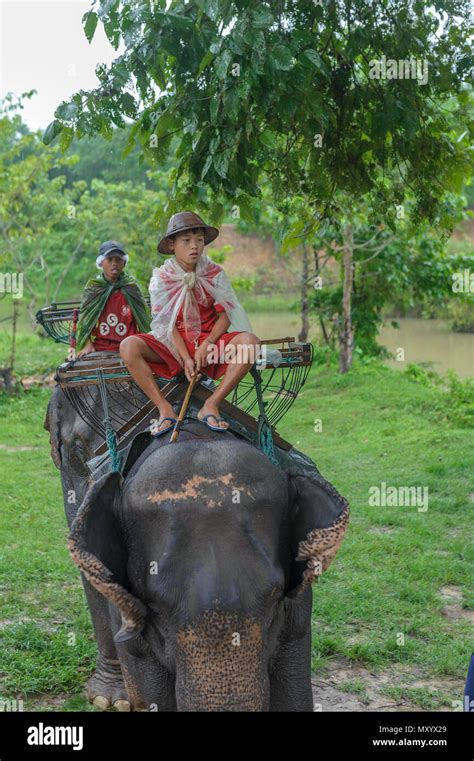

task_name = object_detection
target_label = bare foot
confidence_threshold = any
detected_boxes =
[151,402,177,435]
[197,403,229,430]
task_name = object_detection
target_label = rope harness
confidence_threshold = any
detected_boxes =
[250,365,279,467]
[96,367,121,473]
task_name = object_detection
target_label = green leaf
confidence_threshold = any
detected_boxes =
[209,131,221,154]
[55,102,79,121]
[210,96,219,123]
[243,29,265,52]
[259,129,278,148]
[176,132,193,159]
[234,195,253,221]
[215,49,232,80]
[347,28,368,57]
[155,110,180,138]
[222,86,240,121]
[59,127,74,152]
[99,120,113,141]
[120,92,136,117]
[195,0,219,21]
[213,148,231,178]
[198,50,215,76]
[251,7,274,29]
[271,44,293,71]
[42,120,63,145]
[104,16,120,50]
[154,11,194,27]
[110,112,126,129]
[121,121,141,157]
[201,153,213,180]
[82,10,98,43]
[303,49,329,76]
[135,66,149,98]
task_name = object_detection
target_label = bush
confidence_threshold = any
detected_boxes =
[447,300,474,333]
[405,363,474,427]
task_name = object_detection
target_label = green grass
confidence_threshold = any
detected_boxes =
[382,687,453,711]
[0,389,98,711]
[0,332,472,711]
[0,331,68,378]
[240,294,297,312]
[276,359,473,684]
[339,680,368,695]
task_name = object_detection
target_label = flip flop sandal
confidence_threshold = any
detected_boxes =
[152,417,178,438]
[199,414,229,432]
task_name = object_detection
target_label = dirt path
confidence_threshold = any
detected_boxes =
[311,656,463,711]
[17,659,463,712]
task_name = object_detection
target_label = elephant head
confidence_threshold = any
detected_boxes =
[68,437,349,711]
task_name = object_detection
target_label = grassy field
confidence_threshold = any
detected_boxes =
[0,334,473,711]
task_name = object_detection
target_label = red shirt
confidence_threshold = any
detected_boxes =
[91,290,139,351]
[140,287,240,380]
[175,294,226,337]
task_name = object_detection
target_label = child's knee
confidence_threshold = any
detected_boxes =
[120,335,139,360]
[239,331,260,345]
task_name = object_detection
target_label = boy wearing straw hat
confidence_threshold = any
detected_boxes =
[120,212,261,436]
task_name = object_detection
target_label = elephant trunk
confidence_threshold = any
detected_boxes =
[174,612,269,711]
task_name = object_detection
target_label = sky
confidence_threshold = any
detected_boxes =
[0,0,125,131]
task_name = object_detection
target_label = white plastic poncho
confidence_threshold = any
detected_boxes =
[149,254,254,367]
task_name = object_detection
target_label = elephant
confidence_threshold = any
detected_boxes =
[45,383,349,712]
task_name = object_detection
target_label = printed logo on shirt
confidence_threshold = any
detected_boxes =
[121,305,131,317]
[99,313,128,338]
[115,322,127,336]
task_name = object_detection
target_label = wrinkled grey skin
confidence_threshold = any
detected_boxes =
[45,386,131,709]
[46,385,348,712]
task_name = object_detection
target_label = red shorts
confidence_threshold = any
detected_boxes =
[134,331,244,380]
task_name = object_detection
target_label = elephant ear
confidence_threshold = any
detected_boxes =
[68,472,147,643]
[44,393,61,469]
[287,466,349,596]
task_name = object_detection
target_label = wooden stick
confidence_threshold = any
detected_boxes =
[68,308,79,361]
[170,371,202,443]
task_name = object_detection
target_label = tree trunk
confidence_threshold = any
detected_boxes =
[53,237,85,301]
[10,298,19,378]
[339,224,354,374]
[27,295,37,330]
[298,242,309,342]
[1,368,13,394]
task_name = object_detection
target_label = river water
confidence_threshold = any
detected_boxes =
[248,313,474,379]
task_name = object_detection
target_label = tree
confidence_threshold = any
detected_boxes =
[58,127,158,189]
[45,0,473,237]
[0,93,77,383]
[308,191,472,369]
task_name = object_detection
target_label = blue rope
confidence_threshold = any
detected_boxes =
[258,415,279,468]
[96,368,121,473]
[105,427,121,473]
[250,365,279,468]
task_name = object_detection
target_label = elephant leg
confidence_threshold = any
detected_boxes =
[80,574,130,711]
[115,646,177,713]
[60,472,127,710]
[269,627,314,712]
[109,607,177,712]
